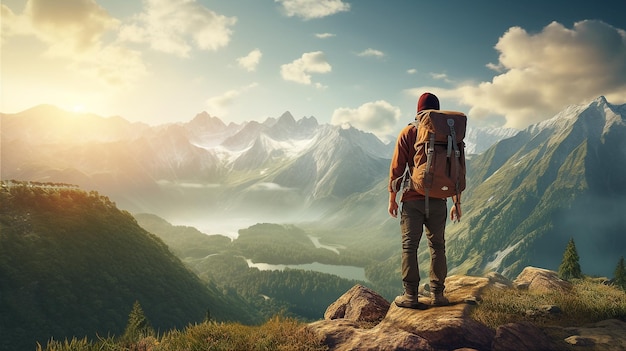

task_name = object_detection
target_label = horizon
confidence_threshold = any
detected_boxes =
[5,93,618,130]
[1,0,625,142]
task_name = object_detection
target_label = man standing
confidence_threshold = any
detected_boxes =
[388,92,462,309]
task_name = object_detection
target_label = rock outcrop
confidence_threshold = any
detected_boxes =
[308,275,494,351]
[513,266,572,294]
[382,276,494,350]
[324,284,390,323]
[307,267,626,351]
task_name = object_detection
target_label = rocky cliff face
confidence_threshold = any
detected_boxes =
[308,267,626,351]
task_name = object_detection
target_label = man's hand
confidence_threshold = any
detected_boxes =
[450,203,462,222]
[389,200,399,218]
[388,192,398,218]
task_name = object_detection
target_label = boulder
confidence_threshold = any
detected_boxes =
[324,284,390,323]
[513,266,573,294]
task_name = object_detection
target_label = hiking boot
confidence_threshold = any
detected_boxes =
[431,292,450,306]
[394,293,428,310]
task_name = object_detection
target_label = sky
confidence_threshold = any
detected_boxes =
[2,0,626,142]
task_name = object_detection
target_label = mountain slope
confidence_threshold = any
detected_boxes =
[0,181,259,351]
[446,96,626,278]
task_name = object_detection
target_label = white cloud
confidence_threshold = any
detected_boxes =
[280,51,332,85]
[119,0,236,57]
[407,68,418,75]
[357,48,385,58]
[0,0,146,87]
[331,100,401,140]
[315,32,336,39]
[1,5,27,42]
[276,0,350,20]
[431,72,453,83]
[237,49,263,72]
[451,20,626,129]
[207,83,259,114]
[1,0,119,55]
[70,44,148,87]
[313,82,329,90]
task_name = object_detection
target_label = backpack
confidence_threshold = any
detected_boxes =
[410,110,467,217]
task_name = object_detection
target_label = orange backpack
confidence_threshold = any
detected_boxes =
[410,110,467,216]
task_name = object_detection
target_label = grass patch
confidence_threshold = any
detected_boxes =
[38,316,327,351]
[471,278,626,330]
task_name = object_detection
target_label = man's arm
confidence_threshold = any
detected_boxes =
[450,193,462,222]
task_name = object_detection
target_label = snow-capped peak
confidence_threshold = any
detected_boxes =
[527,96,624,136]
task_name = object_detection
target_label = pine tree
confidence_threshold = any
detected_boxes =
[122,300,154,342]
[614,256,626,290]
[558,238,583,280]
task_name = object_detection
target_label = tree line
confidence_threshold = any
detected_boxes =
[559,237,626,290]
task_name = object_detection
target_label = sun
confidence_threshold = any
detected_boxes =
[72,104,85,113]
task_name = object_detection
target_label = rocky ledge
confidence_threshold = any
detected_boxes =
[307,266,626,351]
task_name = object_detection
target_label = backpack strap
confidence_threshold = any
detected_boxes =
[407,120,419,176]
[424,132,436,218]
[400,165,412,193]
[447,118,461,202]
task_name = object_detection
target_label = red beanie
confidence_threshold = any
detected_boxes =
[417,92,440,112]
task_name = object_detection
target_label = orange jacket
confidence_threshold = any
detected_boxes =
[388,124,425,202]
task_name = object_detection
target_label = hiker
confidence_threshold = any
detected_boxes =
[388,92,465,309]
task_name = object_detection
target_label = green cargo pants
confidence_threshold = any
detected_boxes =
[400,198,448,295]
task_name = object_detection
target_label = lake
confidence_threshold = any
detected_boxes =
[244,259,368,282]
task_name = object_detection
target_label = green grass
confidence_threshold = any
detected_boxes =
[38,316,327,351]
[471,278,626,329]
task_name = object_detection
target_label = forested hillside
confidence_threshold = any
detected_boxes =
[135,215,391,320]
[0,181,259,351]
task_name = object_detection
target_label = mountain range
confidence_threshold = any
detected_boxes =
[1,97,624,279]
[0,105,514,230]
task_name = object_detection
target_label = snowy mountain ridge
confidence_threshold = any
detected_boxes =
[184,110,519,167]
[528,96,624,136]
[184,111,393,170]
